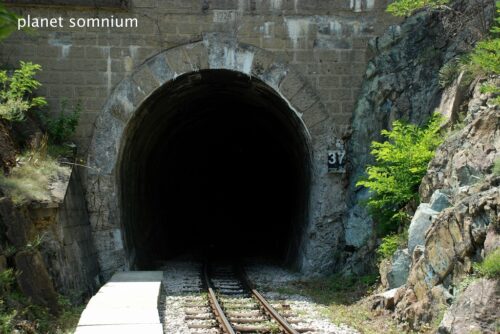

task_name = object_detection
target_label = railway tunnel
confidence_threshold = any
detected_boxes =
[119,70,312,269]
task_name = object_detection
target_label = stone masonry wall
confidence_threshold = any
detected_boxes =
[0,0,399,278]
[1,0,397,155]
[40,166,100,300]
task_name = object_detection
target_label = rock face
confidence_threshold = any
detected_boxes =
[343,0,496,273]
[388,249,412,289]
[0,121,17,174]
[393,78,500,329]
[15,251,61,315]
[438,278,500,334]
[380,249,412,289]
[0,167,100,310]
[408,204,438,254]
[0,197,60,314]
[429,189,451,212]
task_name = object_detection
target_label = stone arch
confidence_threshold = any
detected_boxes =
[86,35,338,278]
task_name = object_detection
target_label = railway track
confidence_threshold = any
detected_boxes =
[181,262,315,334]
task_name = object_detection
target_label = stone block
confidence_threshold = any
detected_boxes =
[165,47,194,76]
[302,101,329,128]
[251,48,275,77]
[133,0,157,8]
[75,324,163,334]
[387,249,411,289]
[429,189,451,212]
[131,66,160,100]
[279,71,305,100]
[372,287,401,310]
[183,42,210,71]
[331,88,352,101]
[49,85,74,98]
[318,76,340,87]
[145,54,173,86]
[76,271,162,332]
[290,85,319,111]
[408,203,438,254]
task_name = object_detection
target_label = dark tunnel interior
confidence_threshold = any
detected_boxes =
[119,70,311,269]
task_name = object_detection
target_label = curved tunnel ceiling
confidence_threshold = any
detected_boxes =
[119,70,311,269]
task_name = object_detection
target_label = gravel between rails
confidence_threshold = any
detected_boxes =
[243,261,359,334]
[159,259,359,334]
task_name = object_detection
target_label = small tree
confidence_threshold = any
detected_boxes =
[0,61,47,121]
[356,113,444,235]
[0,3,19,41]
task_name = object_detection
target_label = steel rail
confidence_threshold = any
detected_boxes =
[203,263,236,334]
[239,267,300,334]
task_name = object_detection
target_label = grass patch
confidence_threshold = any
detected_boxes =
[494,158,500,176]
[0,155,68,204]
[474,248,500,278]
[386,0,449,17]
[0,292,83,334]
[274,274,416,333]
[0,136,71,204]
[0,269,83,334]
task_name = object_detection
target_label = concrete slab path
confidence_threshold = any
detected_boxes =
[74,271,164,334]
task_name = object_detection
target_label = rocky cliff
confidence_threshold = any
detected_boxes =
[392,78,499,331]
[343,0,497,274]
[345,0,499,331]
[344,0,494,273]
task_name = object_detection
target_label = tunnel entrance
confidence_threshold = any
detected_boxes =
[119,70,311,269]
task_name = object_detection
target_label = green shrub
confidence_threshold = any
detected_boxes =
[0,61,47,121]
[471,38,500,74]
[474,248,500,278]
[377,234,400,259]
[387,0,449,17]
[377,231,408,259]
[0,269,15,295]
[0,304,16,334]
[0,3,19,41]
[43,99,81,144]
[357,113,444,234]
[438,58,460,88]
[494,158,500,176]
[468,1,500,104]
[0,290,82,334]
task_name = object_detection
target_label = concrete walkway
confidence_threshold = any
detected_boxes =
[75,271,164,334]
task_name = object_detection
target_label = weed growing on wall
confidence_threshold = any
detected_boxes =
[42,99,81,144]
[387,0,449,17]
[357,113,444,236]
[0,61,47,121]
